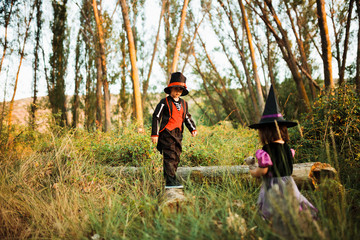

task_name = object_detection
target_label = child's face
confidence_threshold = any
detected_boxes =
[170,87,183,99]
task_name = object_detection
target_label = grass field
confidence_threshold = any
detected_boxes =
[0,123,359,239]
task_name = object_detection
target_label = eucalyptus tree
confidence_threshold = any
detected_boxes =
[0,0,15,75]
[8,0,36,131]
[48,0,69,127]
[356,0,360,95]
[160,0,182,78]
[316,0,334,90]
[206,0,260,121]
[31,0,42,129]
[283,0,319,100]
[78,0,96,131]
[119,0,144,131]
[72,32,83,128]
[329,0,355,86]
[170,0,189,74]
[247,0,311,112]
[0,0,16,133]
[142,0,167,105]
[238,0,264,112]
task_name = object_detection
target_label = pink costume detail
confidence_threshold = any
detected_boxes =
[256,148,295,168]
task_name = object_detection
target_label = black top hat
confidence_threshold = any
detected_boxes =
[164,72,189,96]
[249,85,297,129]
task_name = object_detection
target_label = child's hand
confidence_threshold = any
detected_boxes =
[151,136,158,144]
[191,131,198,137]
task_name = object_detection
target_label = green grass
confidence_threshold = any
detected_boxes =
[0,124,359,239]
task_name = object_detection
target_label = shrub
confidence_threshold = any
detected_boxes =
[291,85,360,189]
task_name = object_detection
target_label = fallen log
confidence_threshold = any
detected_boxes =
[104,162,337,189]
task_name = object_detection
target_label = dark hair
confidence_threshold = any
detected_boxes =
[258,124,290,145]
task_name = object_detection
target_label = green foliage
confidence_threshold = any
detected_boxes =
[291,85,360,189]
[181,122,259,166]
[1,121,360,239]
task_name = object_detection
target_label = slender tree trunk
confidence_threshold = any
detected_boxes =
[0,75,8,135]
[356,0,360,95]
[249,0,311,111]
[142,0,166,104]
[339,0,354,85]
[266,29,278,97]
[31,0,42,129]
[316,0,334,90]
[285,2,316,100]
[170,0,189,74]
[119,0,144,131]
[238,0,264,112]
[49,0,68,127]
[218,37,253,122]
[72,33,82,128]
[193,54,222,122]
[163,1,172,77]
[93,0,110,132]
[181,13,206,72]
[188,94,214,125]
[8,1,35,132]
[199,36,244,124]
[0,0,14,75]
[120,32,127,124]
[217,0,260,119]
[95,56,103,130]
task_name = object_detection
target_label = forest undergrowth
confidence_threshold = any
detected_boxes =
[0,87,359,239]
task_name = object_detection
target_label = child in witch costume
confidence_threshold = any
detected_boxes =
[151,72,197,189]
[249,85,317,220]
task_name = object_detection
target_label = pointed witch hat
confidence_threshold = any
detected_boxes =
[249,85,297,129]
[164,72,189,96]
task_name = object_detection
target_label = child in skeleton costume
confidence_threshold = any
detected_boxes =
[151,72,197,189]
[249,85,317,220]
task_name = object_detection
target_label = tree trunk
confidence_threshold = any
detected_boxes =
[249,0,311,112]
[199,36,244,124]
[357,0,360,95]
[105,162,337,190]
[8,1,35,132]
[217,0,260,120]
[95,56,103,130]
[163,1,172,77]
[219,38,252,123]
[119,0,144,131]
[0,0,14,76]
[170,0,189,73]
[142,0,166,105]
[193,54,222,122]
[48,0,68,127]
[120,32,128,124]
[181,13,206,72]
[72,33,82,128]
[93,0,110,132]
[339,0,354,85]
[285,2,316,100]
[238,0,264,112]
[316,0,334,90]
[31,0,42,129]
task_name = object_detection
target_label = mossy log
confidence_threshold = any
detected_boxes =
[105,162,337,189]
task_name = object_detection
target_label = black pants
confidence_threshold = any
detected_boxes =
[158,128,182,186]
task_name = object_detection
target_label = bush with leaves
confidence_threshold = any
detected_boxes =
[291,85,360,189]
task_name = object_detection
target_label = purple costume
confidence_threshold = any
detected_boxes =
[256,142,318,219]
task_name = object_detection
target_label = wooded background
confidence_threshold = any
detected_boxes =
[1,0,359,134]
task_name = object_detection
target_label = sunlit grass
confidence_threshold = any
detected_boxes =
[0,124,359,239]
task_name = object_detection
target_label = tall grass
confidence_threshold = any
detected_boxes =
[0,124,359,239]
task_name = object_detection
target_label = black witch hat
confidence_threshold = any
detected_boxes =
[164,72,189,96]
[249,85,297,129]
